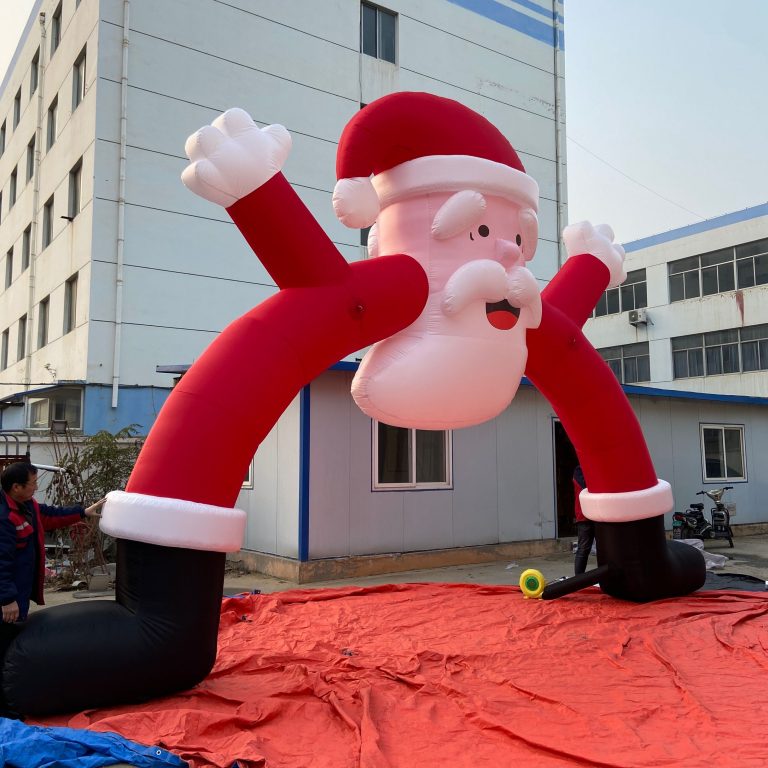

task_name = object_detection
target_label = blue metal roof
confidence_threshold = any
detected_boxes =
[624,202,768,253]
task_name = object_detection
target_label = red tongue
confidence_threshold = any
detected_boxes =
[487,311,518,331]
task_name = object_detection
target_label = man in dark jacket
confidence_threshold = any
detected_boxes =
[573,464,595,575]
[0,462,104,716]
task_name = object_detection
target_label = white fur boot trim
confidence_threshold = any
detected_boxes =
[101,490,246,553]
[580,479,673,523]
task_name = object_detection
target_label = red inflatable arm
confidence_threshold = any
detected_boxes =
[526,253,661,505]
[127,174,428,509]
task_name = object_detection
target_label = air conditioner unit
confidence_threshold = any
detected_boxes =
[628,308,648,325]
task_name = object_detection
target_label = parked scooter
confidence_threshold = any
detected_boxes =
[672,486,734,547]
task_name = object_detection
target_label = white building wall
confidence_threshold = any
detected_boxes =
[0,0,99,394]
[308,373,559,559]
[236,394,301,559]
[585,209,768,396]
[5,0,566,393]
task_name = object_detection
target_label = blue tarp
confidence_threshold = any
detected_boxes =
[0,717,187,768]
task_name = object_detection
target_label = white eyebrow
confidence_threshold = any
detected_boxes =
[431,190,486,240]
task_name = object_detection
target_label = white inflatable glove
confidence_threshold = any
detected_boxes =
[181,108,292,207]
[563,221,627,288]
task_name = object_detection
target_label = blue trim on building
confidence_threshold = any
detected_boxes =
[330,360,360,372]
[445,0,563,49]
[621,383,768,406]
[83,385,173,435]
[0,384,172,434]
[624,202,768,253]
[298,385,311,562]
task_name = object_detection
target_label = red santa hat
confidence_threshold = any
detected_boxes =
[333,92,539,229]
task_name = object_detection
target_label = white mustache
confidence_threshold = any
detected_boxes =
[441,260,542,326]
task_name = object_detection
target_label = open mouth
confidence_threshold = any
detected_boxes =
[485,299,520,330]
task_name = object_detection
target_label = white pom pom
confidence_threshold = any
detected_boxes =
[332,177,380,228]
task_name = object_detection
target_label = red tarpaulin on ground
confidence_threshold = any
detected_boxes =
[37,584,768,767]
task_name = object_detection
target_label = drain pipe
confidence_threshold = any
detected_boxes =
[552,3,566,269]
[111,0,129,408]
[24,12,46,387]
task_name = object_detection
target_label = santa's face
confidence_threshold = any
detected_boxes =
[351,191,542,429]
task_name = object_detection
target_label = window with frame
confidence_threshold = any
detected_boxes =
[5,248,13,289]
[374,422,452,488]
[63,272,78,334]
[13,88,21,128]
[703,329,739,376]
[51,2,62,56]
[42,195,54,248]
[46,96,57,150]
[30,48,40,96]
[27,387,83,430]
[594,268,647,317]
[701,425,745,482]
[21,225,31,270]
[68,159,82,218]
[37,296,50,349]
[0,121,5,156]
[735,238,768,289]
[9,167,17,207]
[740,324,768,372]
[72,47,87,110]
[669,239,768,302]
[0,330,8,370]
[26,136,35,182]
[598,342,650,384]
[17,315,27,361]
[672,323,768,379]
[242,461,253,489]
[700,249,735,296]
[361,3,397,64]
[668,256,700,301]
[671,334,704,378]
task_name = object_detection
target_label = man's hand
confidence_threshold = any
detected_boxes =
[2,601,19,623]
[563,221,627,288]
[181,108,291,207]
[85,498,106,518]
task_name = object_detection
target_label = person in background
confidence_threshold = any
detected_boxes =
[0,462,104,717]
[573,464,595,575]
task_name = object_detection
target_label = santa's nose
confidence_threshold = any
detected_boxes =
[495,238,523,268]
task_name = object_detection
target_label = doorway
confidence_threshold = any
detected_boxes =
[553,419,579,538]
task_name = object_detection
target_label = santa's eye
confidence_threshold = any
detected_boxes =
[516,234,522,246]
[478,225,490,238]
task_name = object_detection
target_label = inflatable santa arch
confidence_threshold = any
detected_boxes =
[2,93,705,716]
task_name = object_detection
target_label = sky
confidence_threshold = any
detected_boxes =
[1,0,766,244]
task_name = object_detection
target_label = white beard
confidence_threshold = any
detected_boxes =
[351,307,532,430]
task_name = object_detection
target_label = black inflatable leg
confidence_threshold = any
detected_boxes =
[2,540,225,716]
[594,515,706,602]
[541,564,613,600]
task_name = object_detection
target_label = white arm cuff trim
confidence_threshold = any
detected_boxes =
[580,479,673,523]
[101,490,246,553]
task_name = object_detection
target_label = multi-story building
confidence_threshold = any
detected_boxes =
[585,203,768,532]
[0,0,572,576]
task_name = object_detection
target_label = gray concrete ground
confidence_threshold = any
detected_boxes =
[38,532,768,609]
